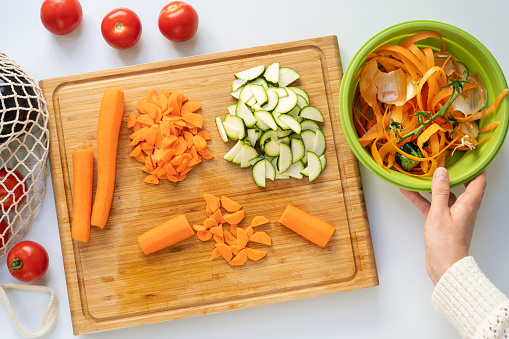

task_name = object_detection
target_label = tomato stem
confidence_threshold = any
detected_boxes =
[9,257,22,272]
[114,22,124,32]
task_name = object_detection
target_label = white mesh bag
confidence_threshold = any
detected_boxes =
[0,52,49,258]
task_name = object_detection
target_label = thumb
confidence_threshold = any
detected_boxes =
[430,167,451,214]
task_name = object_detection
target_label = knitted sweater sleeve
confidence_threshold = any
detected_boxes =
[432,256,509,338]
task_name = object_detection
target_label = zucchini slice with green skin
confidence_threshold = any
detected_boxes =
[250,156,265,166]
[235,65,265,81]
[289,87,309,104]
[240,144,259,168]
[278,114,302,134]
[277,128,293,138]
[299,106,324,122]
[274,87,298,113]
[215,116,229,142]
[232,79,246,92]
[278,67,300,87]
[252,160,266,187]
[278,142,293,173]
[300,167,309,176]
[319,154,327,170]
[281,160,304,179]
[224,140,244,162]
[264,158,276,181]
[249,77,269,89]
[260,130,278,146]
[264,138,280,157]
[227,103,237,116]
[246,128,259,147]
[273,111,290,130]
[264,62,280,84]
[300,119,321,132]
[256,118,271,131]
[236,100,257,127]
[313,128,326,157]
[296,94,308,109]
[301,129,316,151]
[254,110,278,131]
[291,137,305,163]
[239,86,254,103]
[268,87,288,98]
[306,151,322,182]
[271,157,291,179]
[278,136,290,145]
[260,90,279,111]
[230,86,243,99]
[250,84,268,106]
[287,105,301,121]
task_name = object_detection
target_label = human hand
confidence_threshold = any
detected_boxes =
[400,167,487,285]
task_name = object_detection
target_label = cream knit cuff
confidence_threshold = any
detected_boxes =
[432,256,509,338]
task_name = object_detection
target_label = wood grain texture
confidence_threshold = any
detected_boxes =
[39,36,378,335]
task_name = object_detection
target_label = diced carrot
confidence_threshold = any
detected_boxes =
[138,214,194,255]
[183,131,194,149]
[170,155,183,166]
[247,248,267,261]
[211,248,221,259]
[146,89,157,103]
[229,245,239,256]
[174,137,187,155]
[192,134,207,150]
[165,163,177,176]
[279,205,335,247]
[197,230,213,241]
[176,158,189,172]
[223,210,245,225]
[251,216,270,227]
[236,228,248,250]
[229,249,248,266]
[204,217,218,229]
[127,113,137,128]
[141,142,154,155]
[130,135,141,146]
[198,130,211,140]
[188,157,201,167]
[224,230,237,246]
[193,224,207,231]
[203,194,221,212]
[137,113,155,126]
[220,196,242,212]
[181,153,193,162]
[215,244,232,262]
[182,113,203,129]
[206,204,213,217]
[213,233,224,244]
[246,226,254,239]
[198,148,214,160]
[249,231,271,246]
[210,225,223,237]
[230,224,238,237]
[144,175,159,185]
[181,101,201,115]
[137,99,147,113]
[211,209,223,225]
[129,145,142,158]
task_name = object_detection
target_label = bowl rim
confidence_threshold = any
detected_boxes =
[339,20,508,192]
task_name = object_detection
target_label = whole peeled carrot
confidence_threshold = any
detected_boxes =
[279,204,335,247]
[91,88,124,228]
[138,214,195,255]
[71,149,94,242]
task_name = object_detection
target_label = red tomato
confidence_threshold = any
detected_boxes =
[7,241,49,283]
[101,8,142,50]
[0,220,9,249]
[0,169,26,210]
[40,0,83,35]
[158,1,199,42]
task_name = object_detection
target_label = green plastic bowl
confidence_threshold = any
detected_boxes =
[339,20,508,192]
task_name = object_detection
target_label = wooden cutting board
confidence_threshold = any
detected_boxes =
[39,36,378,335]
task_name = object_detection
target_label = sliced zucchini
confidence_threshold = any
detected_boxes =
[259,130,278,146]
[300,119,321,132]
[251,102,262,111]
[271,157,290,179]
[296,94,308,109]
[232,148,243,164]
[256,118,271,131]
[232,79,246,92]
[227,103,237,116]
[289,87,309,104]
[278,67,300,87]
[239,86,254,103]
[223,117,245,141]
[240,144,259,168]
[215,116,229,142]
[278,136,290,144]
[236,100,257,127]
[254,110,277,131]
[281,160,304,179]
[250,84,268,105]
[306,151,322,182]
[319,154,327,170]
[235,65,265,81]
[299,106,324,122]
[273,111,290,129]
[223,140,244,162]
[264,62,280,83]
[252,159,266,188]
[277,128,293,138]
[250,156,265,166]
[260,90,279,111]
[246,128,258,147]
[300,167,309,176]
[291,137,305,163]
[278,142,293,173]
[268,87,288,98]
[274,87,298,113]
[245,96,257,107]
[264,159,276,181]
[264,138,280,157]
[287,105,301,121]
[278,114,302,134]
[313,128,326,157]
[230,86,243,99]
[301,129,316,151]
[249,77,269,89]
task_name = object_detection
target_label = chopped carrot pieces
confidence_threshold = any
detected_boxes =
[211,209,223,224]
[229,249,248,266]
[203,193,221,212]
[246,226,254,239]
[236,228,249,250]
[249,231,272,246]
[211,248,221,259]
[224,230,237,246]
[215,244,232,262]
[193,224,207,232]
[213,233,224,244]
[247,248,267,261]
[251,216,270,227]
[223,210,245,225]
[221,196,242,212]
[230,224,238,237]
[210,226,224,237]
[204,217,218,229]
[197,230,213,241]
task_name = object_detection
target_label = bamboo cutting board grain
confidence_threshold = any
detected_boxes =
[40,36,378,335]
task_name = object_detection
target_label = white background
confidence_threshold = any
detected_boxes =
[1,1,509,338]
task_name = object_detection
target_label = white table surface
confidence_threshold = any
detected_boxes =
[1,1,509,338]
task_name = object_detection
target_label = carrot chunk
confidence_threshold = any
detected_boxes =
[279,205,335,247]
[138,214,194,255]
[229,249,248,266]
[236,228,249,250]
[215,244,232,262]
[247,248,267,261]
[251,215,270,227]
[197,230,213,241]
[71,149,94,242]
[223,210,245,225]
[249,231,272,246]
[221,196,242,212]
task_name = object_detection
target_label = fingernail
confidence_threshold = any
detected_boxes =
[434,167,448,181]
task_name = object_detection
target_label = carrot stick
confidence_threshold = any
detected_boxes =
[71,149,94,242]
[138,214,194,255]
[279,205,335,247]
[91,88,124,229]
